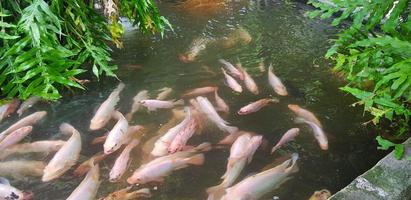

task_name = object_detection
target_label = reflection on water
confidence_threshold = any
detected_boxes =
[0,0,386,199]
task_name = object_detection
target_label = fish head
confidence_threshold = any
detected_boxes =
[287,104,300,112]
[319,142,329,150]
[275,86,288,96]
[104,140,121,155]
[237,108,248,115]
[109,171,121,182]
[126,172,147,185]
[90,118,107,130]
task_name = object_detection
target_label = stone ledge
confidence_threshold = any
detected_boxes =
[330,138,411,200]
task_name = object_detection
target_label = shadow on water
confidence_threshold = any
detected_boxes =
[0,0,387,199]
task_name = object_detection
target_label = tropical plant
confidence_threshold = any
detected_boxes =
[307,0,410,158]
[0,0,170,100]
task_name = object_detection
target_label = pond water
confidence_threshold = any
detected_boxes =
[0,0,387,199]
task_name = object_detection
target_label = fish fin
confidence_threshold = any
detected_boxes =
[0,177,10,185]
[285,153,299,173]
[269,98,280,104]
[206,183,226,200]
[186,154,205,165]
[173,99,185,106]
[271,146,279,154]
[226,126,239,134]
[181,145,195,151]
[59,123,74,135]
[148,107,157,112]
[294,117,306,124]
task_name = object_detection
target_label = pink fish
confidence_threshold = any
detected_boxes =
[288,104,322,128]
[295,118,328,150]
[99,187,151,200]
[196,97,238,134]
[0,140,65,160]
[238,98,279,115]
[109,139,140,182]
[214,90,229,113]
[237,64,259,95]
[182,86,217,98]
[0,126,32,151]
[271,128,300,154]
[17,97,41,117]
[0,99,20,122]
[104,111,129,154]
[73,152,108,177]
[268,64,288,96]
[0,111,46,142]
[168,118,198,153]
[219,59,244,80]
[221,68,242,93]
[66,160,100,200]
[139,99,184,111]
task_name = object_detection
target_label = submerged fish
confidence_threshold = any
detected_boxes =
[0,140,65,160]
[16,97,41,117]
[104,111,129,154]
[156,87,173,101]
[109,139,140,182]
[196,97,238,134]
[0,160,45,179]
[0,99,20,122]
[271,128,300,154]
[139,99,184,111]
[288,104,322,128]
[90,83,125,130]
[237,64,259,95]
[222,153,299,200]
[214,90,229,113]
[168,116,198,154]
[222,68,243,93]
[268,64,288,96]
[42,123,81,182]
[0,177,32,200]
[0,126,32,151]
[127,143,210,184]
[219,59,244,80]
[66,161,100,200]
[309,189,332,200]
[0,111,46,142]
[238,98,279,115]
[207,134,262,200]
[182,86,217,98]
[74,152,108,177]
[99,187,151,200]
[295,118,328,150]
[126,90,149,121]
[221,27,252,48]
[179,36,213,63]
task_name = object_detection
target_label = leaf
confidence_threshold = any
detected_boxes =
[376,136,396,150]
[394,144,405,159]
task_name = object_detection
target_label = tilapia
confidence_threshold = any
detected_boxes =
[139,99,184,111]
[42,123,81,182]
[156,87,173,100]
[0,140,65,160]
[90,82,125,130]
[168,117,198,154]
[219,59,244,80]
[126,90,149,121]
[268,64,288,96]
[221,27,252,48]
[271,128,300,154]
[0,160,45,179]
[109,139,140,182]
[196,97,238,134]
[99,187,151,200]
[237,98,278,115]
[178,36,213,63]
[309,189,331,200]
[74,152,108,177]
[222,68,242,93]
[222,154,299,200]
[16,97,41,117]
[288,104,322,128]
[214,90,229,113]
[295,118,328,150]
[182,86,217,98]
[237,64,259,95]
[104,111,129,154]
[0,99,20,122]
[66,161,100,200]
[0,111,46,142]
[0,126,32,151]
[0,177,31,200]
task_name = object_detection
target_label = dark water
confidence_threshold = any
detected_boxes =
[0,0,387,199]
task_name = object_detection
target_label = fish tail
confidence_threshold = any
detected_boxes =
[59,123,74,135]
[286,153,299,173]
[174,99,185,106]
[186,153,205,165]
[195,142,212,152]
[206,183,226,200]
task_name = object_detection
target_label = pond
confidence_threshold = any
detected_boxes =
[0,0,387,199]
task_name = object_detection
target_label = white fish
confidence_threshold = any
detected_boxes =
[168,117,198,153]
[288,104,322,128]
[219,59,244,80]
[196,96,238,134]
[295,118,328,150]
[16,96,41,117]
[178,37,212,63]
[156,87,173,100]
[109,139,140,182]
[0,126,32,151]
[104,111,129,154]
[0,160,45,180]
[139,99,184,111]
[221,68,243,93]
[182,86,217,98]
[66,161,100,200]
[271,128,300,154]
[42,123,81,182]
[0,140,65,160]
[0,99,20,122]
[268,64,288,96]
[222,154,299,200]
[0,177,29,200]
[237,98,278,115]
[0,111,46,142]
[125,90,149,120]
[237,65,259,95]
[214,90,229,113]
[90,82,125,130]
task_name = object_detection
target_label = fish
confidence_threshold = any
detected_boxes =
[178,37,213,63]
[151,107,192,157]
[222,153,299,200]
[295,117,328,150]
[207,134,262,200]
[288,104,322,128]
[268,64,288,96]
[196,97,238,134]
[182,86,217,98]
[0,126,32,151]
[271,128,300,154]
[167,117,198,154]
[99,187,151,200]
[258,61,265,73]
[16,97,41,117]
[109,139,140,182]
[74,152,108,177]
[0,99,20,122]
[42,123,81,182]
[0,160,45,180]
[0,111,47,142]
[220,27,252,49]
[90,82,125,130]
[221,68,242,93]
[0,140,65,160]
[309,189,331,200]
[139,99,184,111]
[66,161,100,200]
[238,98,279,115]
[0,177,32,200]
[104,111,129,154]
[214,90,229,113]
[156,87,173,100]
[219,59,244,80]
[237,64,259,95]
[125,90,149,121]
[217,130,256,145]
[127,143,210,184]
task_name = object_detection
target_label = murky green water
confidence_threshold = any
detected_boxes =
[0,0,387,199]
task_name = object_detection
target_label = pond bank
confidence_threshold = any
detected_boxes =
[330,138,411,200]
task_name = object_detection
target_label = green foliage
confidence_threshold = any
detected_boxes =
[0,0,170,100]
[307,0,411,145]
[376,136,404,159]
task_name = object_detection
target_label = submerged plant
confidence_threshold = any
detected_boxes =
[307,0,410,158]
[0,0,171,100]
